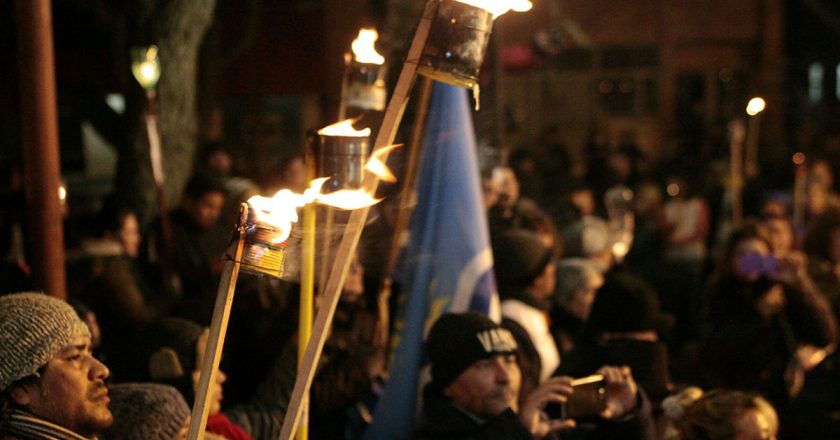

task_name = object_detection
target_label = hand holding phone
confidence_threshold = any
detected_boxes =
[519,377,576,437]
[599,365,639,419]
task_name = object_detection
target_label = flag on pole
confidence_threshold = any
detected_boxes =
[364,83,499,439]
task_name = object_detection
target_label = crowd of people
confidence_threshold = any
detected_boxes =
[2,131,840,439]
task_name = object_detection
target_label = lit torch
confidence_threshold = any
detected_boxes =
[340,28,388,119]
[238,119,395,279]
[279,2,532,438]
[417,0,532,104]
[188,120,397,440]
[745,96,766,179]
[130,44,176,286]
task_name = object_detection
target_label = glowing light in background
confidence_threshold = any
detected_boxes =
[456,0,532,18]
[746,97,766,116]
[351,28,385,65]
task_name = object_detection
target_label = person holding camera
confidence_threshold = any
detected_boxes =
[414,312,656,439]
[700,222,837,412]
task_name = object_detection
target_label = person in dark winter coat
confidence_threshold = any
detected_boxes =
[700,222,837,411]
[66,201,160,381]
[415,312,656,440]
[803,207,840,322]
[0,293,113,440]
[142,175,229,326]
[556,273,674,410]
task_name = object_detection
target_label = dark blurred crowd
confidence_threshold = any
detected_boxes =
[2,130,840,439]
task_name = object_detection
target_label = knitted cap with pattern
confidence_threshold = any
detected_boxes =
[0,292,91,390]
[102,383,190,440]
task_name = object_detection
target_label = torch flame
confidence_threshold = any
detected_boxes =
[351,28,385,65]
[247,144,401,242]
[456,0,532,18]
[366,144,400,183]
[131,45,161,90]
[316,190,383,210]
[317,119,371,137]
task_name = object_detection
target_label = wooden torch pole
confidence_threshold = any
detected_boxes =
[729,119,746,225]
[374,75,434,350]
[187,204,249,440]
[278,2,436,438]
[145,90,174,260]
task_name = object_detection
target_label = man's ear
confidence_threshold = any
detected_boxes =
[8,384,33,406]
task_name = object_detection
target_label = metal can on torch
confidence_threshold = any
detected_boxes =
[310,121,370,192]
[416,0,494,90]
[239,205,295,279]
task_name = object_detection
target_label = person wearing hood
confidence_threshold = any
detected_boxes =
[492,229,561,402]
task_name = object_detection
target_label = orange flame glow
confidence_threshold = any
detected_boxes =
[247,141,400,241]
[351,28,385,65]
[366,144,400,183]
[456,0,532,18]
[317,119,371,137]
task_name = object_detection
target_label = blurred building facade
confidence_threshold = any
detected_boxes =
[489,0,786,169]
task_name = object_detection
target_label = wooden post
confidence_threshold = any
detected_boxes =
[145,91,174,257]
[745,113,762,179]
[278,2,437,438]
[729,119,746,225]
[793,158,807,229]
[15,0,67,299]
[187,204,248,440]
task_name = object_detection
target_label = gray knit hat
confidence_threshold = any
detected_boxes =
[102,383,190,440]
[0,292,91,390]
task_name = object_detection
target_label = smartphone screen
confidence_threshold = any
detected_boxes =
[737,254,779,277]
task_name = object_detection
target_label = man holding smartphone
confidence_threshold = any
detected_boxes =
[415,312,656,439]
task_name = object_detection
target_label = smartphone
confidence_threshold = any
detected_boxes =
[737,254,779,277]
[544,374,607,420]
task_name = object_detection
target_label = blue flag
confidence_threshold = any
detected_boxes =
[364,83,499,439]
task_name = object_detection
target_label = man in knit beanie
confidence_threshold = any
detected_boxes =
[0,292,113,439]
[416,312,655,440]
[102,383,190,440]
[416,312,576,439]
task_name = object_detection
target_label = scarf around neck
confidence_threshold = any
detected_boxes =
[2,409,93,440]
